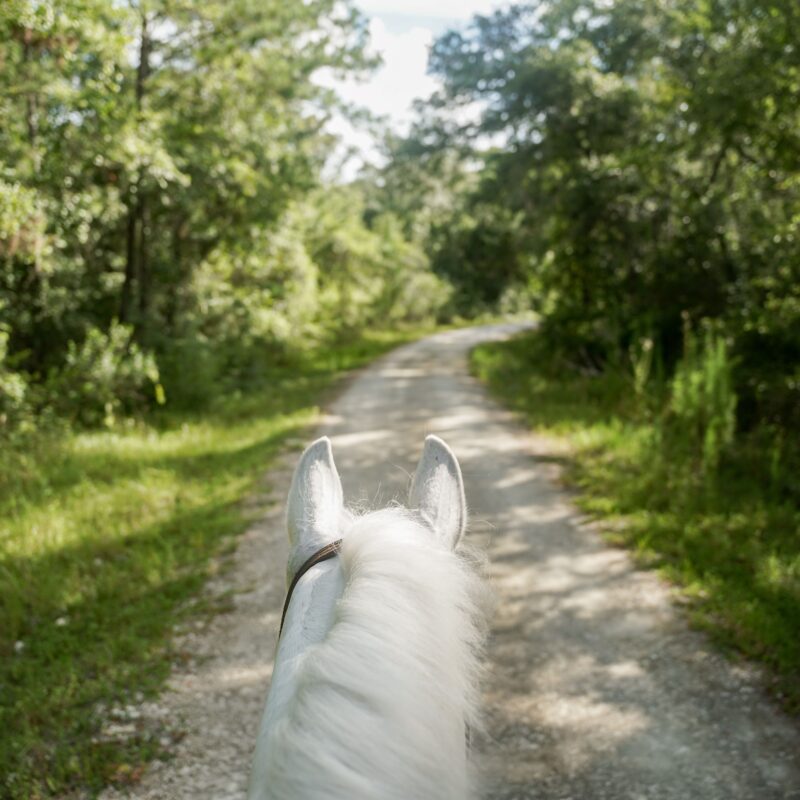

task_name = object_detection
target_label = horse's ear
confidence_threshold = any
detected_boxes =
[287,437,343,556]
[409,435,466,549]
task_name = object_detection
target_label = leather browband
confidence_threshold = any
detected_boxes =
[279,539,343,636]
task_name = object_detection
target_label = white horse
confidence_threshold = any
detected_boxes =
[247,435,488,800]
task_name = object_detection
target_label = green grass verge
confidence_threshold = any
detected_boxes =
[471,330,800,713]
[0,330,422,799]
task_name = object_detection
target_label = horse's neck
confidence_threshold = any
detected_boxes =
[248,514,476,800]
[249,559,344,798]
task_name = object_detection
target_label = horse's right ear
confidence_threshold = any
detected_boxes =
[409,435,466,549]
[287,437,343,561]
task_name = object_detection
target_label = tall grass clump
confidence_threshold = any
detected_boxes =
[667,320,737,478]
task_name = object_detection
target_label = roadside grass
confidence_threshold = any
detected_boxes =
[471,331,800,712]
[0,330,420,799]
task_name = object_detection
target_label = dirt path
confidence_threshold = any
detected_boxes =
[102,325,800,799]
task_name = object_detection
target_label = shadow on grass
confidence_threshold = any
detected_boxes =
[0,419,304,796]
[0,379,316,509]
[0,329,420,798]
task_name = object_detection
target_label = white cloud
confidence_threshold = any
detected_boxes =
[318,17,439,178]
[357,0,500,19]
[320,1,503,180]
[337,18,437,126]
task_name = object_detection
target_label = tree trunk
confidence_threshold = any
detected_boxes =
[120,195,139,324]
[137,200,151,334]
[119,9,151,329]
[165,219,186,332]
[20,32,45,277]
[21,33,39,163]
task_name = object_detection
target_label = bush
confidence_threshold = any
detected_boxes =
[156,332,224,412]
[46,322,163,427]
[369,214,453,325]
[193,214,320,349]
[0,324,31,433]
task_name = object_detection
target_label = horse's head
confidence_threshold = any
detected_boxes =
[249,435,485,800]
[286,434,466,578]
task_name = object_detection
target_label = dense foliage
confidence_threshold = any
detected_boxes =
[0,0,449,434]
[374,0,799,459]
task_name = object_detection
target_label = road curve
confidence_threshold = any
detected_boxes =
[103,324,800,800]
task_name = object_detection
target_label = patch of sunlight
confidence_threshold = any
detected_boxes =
[757,552,800,593]
[606,660,646,679]
[332,429,392,448]
[206,661,275,691]
[1,413,304,563]
[536,687,649,761]
[4,472,183,559]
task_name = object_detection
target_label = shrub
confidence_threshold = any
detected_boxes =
[156,332,224,412]
[0,324,31,433]
[46,322,163,427]
[0,179,43,261]
[193,215,320,349]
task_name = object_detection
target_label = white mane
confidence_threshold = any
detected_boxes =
[258,507,488,799]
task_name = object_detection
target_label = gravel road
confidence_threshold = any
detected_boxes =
[101,324,800,800]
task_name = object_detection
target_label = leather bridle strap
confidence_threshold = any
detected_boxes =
[279,539,343,637]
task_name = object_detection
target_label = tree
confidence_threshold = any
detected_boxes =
[0,0,373,386]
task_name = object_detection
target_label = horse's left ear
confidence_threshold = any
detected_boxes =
[287,437,343,566]
[409,435,466,549]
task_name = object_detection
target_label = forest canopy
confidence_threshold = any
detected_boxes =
[2,1,799,794]
[375,0,800,439]
[3,0,797,442]
[0,0,450,429]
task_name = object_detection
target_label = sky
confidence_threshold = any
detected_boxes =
[323,0,505,178]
